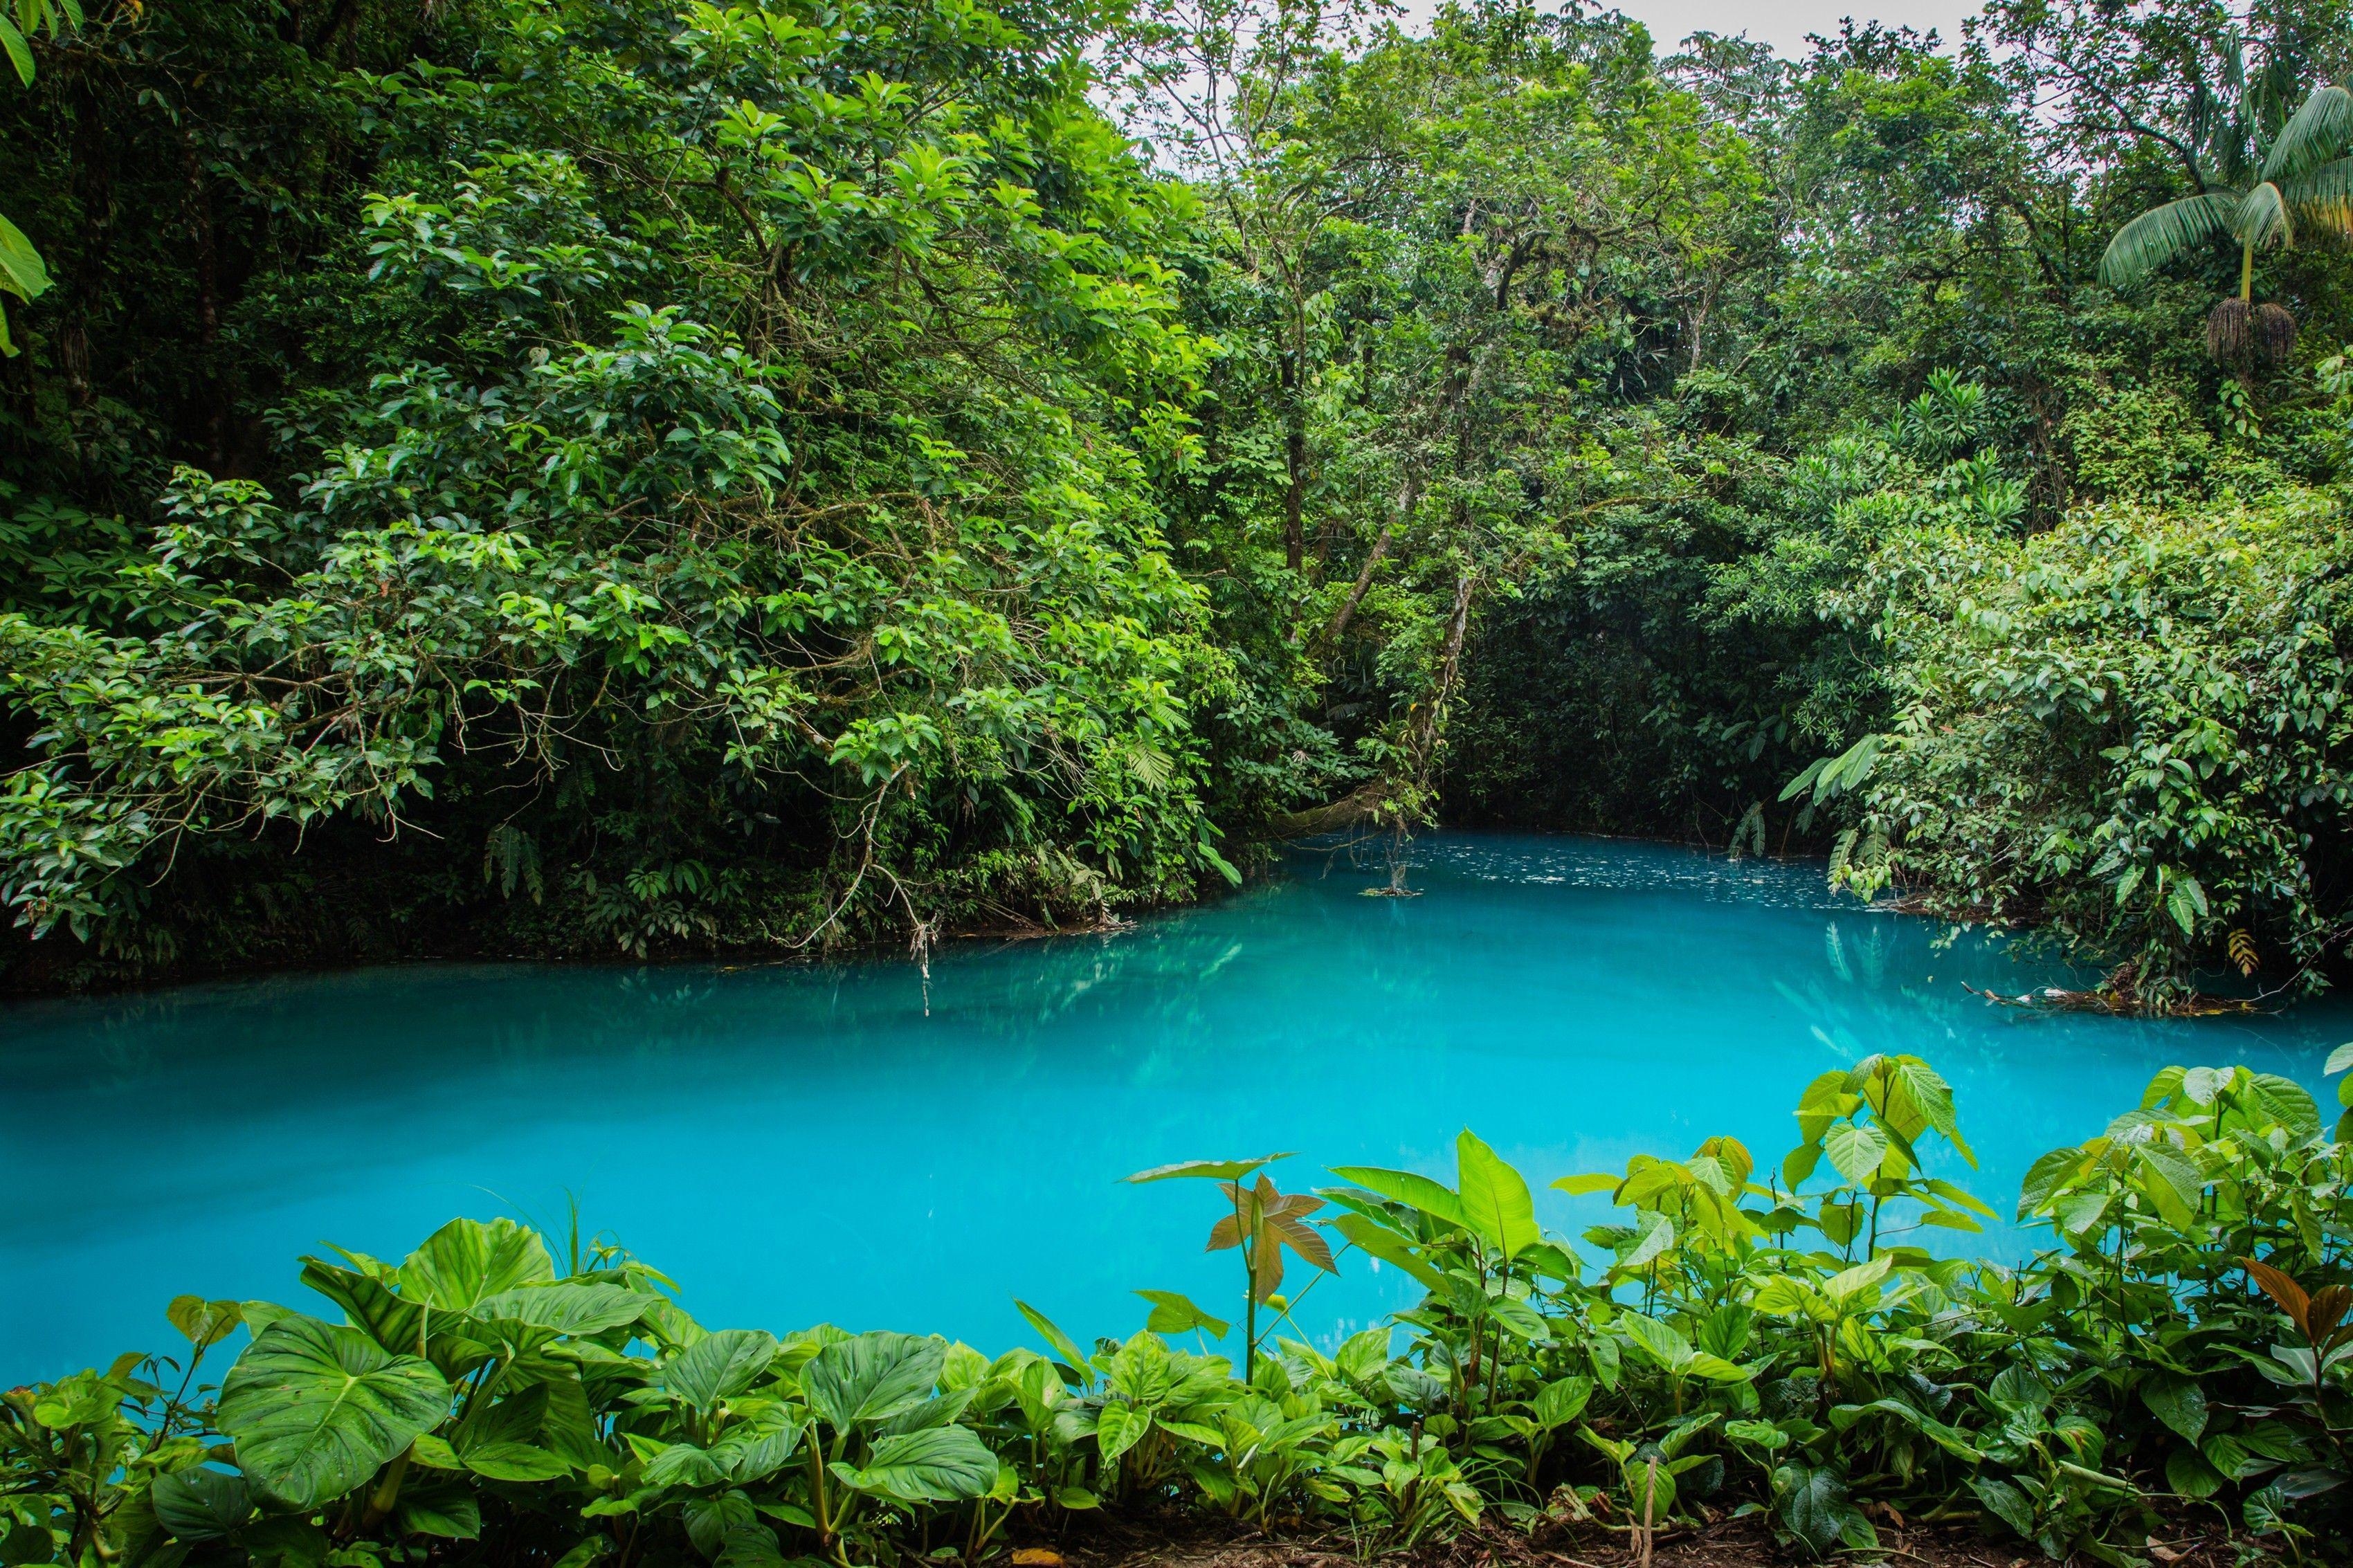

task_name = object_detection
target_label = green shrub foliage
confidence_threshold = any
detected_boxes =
[12,0,2353,996]
[8,1053,2352,1565]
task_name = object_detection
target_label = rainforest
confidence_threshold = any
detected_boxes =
[11,0,2353,1561]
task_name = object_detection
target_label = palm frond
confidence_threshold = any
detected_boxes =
[2263,84,2353,182]
[2286,154,2353,239]
[2099,192,2241,286]
[2235,180,2291,248]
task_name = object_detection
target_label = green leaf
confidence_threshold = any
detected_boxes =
[460,1441,571,1482]
[395,1482,480,1540]
[167,1296,244,1351]
[1329,1165,1467,1228]
[1774,1463,1860,1554]
[830,1425,998,1503]
[1012,1301,1091,1383]
[2245,1073,2321,1140]
[217,1316,451,1508]
[151,1470,252,1542]
[2141,1376,2208,1444]
[1821,1255,1892,1305]
[642,1441,727,1490]
[470,1283,647,1336]
[1968,1475,2035,1539]
[1455,1129,1538,1259]
[1125,1154,1290,1183]
[1619,1313,1691,1371]
[2165,1446,2226,1500]
[1532,1376,1592,1430]
[664,1329,779,1410]
[1326,1211,1445,1289]
[398,1219,554,1310]
[802,1333,942,1432]
[1821,1122,1889,1186]
[2325,1041,2353,1077]
[1135,1291,1229,1338]
[2099,192,2240,287]
[0,19,30,91]
[709,1406,808,1484]
[1093,1400,1147,1462]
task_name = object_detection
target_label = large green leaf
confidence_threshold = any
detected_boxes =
[298,1260,422,1357]
[802,1333,943,1433]
[1325,1212,1444,1289]
[1619,1313,1691,1371]
[2098,192,2240,286]
[151,1470,253,1542]
[708,1404,808,1484]
[1777,1463,1866,1553]
[2267,84,2353,182]
[399,1219,554,1310]
[471,1283,647,1336]
[217,1317,451,1508]
[1454,1130,1538,1259]
[828,1425,998,1504]
[1968,1475,2035,1539]
[664,1329,778,1410]
[1821,1122,1889,1186]
[1328,1165,1466,1228]
[2141,1375,2208,1444]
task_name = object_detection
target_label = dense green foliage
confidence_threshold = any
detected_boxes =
[10,1052,2353,1565]
[10,0,2353,996]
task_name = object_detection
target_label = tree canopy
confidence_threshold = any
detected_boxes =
[7,0,2353,1005]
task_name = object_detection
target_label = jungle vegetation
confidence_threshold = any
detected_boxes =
[8,0,2353,1003]
[7,1053,2353,1562]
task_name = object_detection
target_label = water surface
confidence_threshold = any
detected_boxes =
[3,833,2344,1383]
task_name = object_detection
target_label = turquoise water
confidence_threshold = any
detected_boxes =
[3,832,2345,1384]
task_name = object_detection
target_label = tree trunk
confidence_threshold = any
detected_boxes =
[1323,470,1417,646]
[1280,353,1305,572]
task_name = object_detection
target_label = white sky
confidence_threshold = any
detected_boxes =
[1390,0,1982,57]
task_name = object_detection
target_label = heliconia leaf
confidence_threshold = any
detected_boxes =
[1329,1165,1466,1228]
[1455,1129,1540,1261]
[1551,1172,1619,1196]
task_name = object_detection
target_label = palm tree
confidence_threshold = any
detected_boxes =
[2098,37,2353,367]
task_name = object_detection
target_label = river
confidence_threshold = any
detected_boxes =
[3,832,2343,1383]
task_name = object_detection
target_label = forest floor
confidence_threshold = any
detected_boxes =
[1031,1513,2251,1568]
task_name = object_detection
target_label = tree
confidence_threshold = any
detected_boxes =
[2097,35,2353,364]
